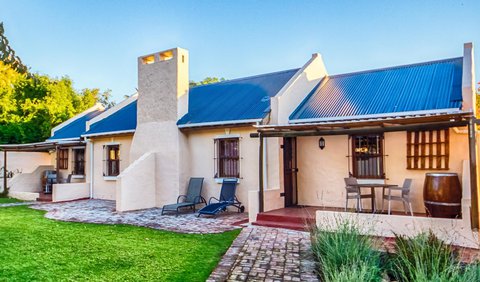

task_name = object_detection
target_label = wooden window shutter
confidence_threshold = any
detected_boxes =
[407,129,449,170]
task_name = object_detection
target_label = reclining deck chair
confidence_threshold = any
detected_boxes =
[161,177,206,216]
[197,179,244,217]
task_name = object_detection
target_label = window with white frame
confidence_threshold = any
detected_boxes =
[214,138,240,178]
[104,145,120,177]
[72,148,85,175]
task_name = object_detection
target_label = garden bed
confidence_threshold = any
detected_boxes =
[310,221,480,282]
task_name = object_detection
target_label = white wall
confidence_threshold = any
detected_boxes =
[186,127,259,211]
[90,135,133,200]
[53,183,90,202]
[0,152,51,190]
[116,152,156,211]
[296,128,470,213]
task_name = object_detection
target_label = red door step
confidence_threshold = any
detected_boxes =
[252,220,309,231]
[253,210,316,231]
[37,192,52,202]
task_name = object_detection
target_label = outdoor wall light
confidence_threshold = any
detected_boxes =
[319,137,326,150]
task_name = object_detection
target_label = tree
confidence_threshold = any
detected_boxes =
[0,22,28,74]
[0,24,115,144]
[477,82,480,116]
[189,77,226,87]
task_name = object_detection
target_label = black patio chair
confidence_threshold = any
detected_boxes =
[197,179,244,217]
[161,177,206,216]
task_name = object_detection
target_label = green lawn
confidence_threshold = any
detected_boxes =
[0,197,23,204]
[0,206,239,281]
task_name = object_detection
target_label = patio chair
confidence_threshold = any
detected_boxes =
[161,177,206,216]
[344,177,374,212]
[197,179,245,217]
[382,178,413,216]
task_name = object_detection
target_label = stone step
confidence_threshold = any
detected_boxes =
[251,220,309,231]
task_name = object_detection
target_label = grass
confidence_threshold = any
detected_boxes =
[388,232,480,282]
[0,205,239,281]
[310,221,383,282]
[0,197,23,204]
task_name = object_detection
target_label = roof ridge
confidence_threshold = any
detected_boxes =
[190,68,300,89]
[328,57,463,79]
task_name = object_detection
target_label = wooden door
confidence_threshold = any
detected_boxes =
[283,137,298,207]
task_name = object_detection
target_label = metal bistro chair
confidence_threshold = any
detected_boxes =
[382,178,414,216]
[344,177,374,212]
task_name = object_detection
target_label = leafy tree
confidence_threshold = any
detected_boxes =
[0,22,28,74]
[477,82,480,115]
[0,24,115,144]
[189,77,226,87]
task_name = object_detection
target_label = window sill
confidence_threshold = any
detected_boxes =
[72,175,85,179]
[103,176,118,181]
[214,178,240,184]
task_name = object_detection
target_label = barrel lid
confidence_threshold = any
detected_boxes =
[425,172,458,176]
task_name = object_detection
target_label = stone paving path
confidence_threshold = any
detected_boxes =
[0,201,35,208]
[208,226,319,282]
[31,199,247,234]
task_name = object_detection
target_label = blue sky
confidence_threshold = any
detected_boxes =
[1,0,479,102]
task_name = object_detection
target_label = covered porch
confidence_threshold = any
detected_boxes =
[251,112,480,247]
[0,140,90,202]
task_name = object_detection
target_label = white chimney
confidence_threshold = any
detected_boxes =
[462,43,476,113]
[128,47,190,207]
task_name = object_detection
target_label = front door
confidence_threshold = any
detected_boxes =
[283,137,298,207]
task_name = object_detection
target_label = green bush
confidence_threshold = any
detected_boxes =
[310,221,383,282]
[388,232,480,282]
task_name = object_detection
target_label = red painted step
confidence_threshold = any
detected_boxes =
[252,220,309,231]
[37,192,52,202]
[253,209,317,231]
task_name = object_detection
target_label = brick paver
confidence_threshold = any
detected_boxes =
[208,226,319,282]
[31,199,247,234]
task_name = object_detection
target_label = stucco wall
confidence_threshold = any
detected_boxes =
[316,210,478,249]
[186,127,263,211]
[90,135,133,200]
[51,148,87,184]
[296,128,470,213]
[0,152,51,191]
[8,165,54,193]
[52,183,90,202]
[116,152,156,211]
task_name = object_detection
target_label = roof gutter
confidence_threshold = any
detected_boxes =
[288,108,468,125]
[177,118,263,129]
[81,129,136,138]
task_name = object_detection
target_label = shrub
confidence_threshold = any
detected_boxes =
[388,232,480,282]
[310,221,383,282]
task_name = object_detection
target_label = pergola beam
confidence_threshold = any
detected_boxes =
[251,120,469,138]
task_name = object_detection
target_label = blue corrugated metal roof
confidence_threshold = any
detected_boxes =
[177,69,299,126]
[290,57,463,122]
[84,100,137,136]
[48,110,103,140]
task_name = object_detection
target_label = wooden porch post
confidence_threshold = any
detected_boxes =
[55,145,60,182]
[259,133,264,213]
[3,150,7,194]
[468,118,479,229]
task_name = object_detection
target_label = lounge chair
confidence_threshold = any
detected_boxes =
[197,179,244,217]
[161,177,206,216]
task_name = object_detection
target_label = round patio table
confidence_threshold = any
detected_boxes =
[352,183,398,213]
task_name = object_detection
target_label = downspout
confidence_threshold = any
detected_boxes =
[85,138,94,199]
[263,137,268,191]
[258,133,264,213]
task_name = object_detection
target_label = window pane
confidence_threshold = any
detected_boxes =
[352,134,384,178]
[216,138,239,178]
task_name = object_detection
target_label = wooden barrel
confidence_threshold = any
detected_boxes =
[423,173,462,218]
